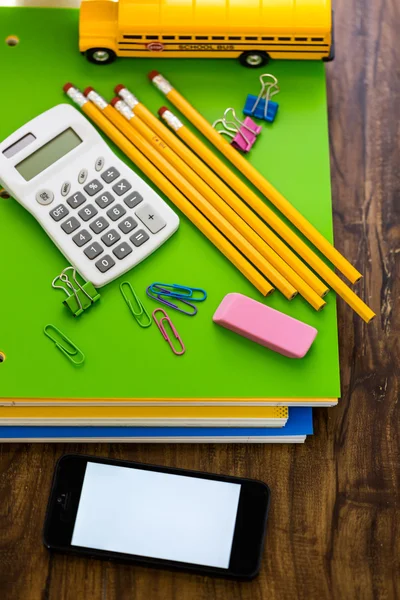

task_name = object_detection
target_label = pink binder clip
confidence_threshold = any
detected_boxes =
[213,108,262,153]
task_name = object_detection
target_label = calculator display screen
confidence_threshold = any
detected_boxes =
[15,128,82,181]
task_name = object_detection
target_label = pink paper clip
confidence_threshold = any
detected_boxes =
[213,108,262,153]
[152,308,186,356]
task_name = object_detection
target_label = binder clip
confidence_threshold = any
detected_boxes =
[52,267,100,317]
[243,74,280,123]
[212,108,261,153]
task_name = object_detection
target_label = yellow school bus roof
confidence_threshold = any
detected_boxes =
[115,0,332,35]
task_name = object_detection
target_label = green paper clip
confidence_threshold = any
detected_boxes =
[44,324,85,366]
[52,267,100,317]
[120,282,152,328]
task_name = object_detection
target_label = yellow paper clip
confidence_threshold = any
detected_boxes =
[44,324,85,366]
[120,282,152,328]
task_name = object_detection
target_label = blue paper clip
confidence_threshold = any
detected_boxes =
[146,286,198,317]
[149,283,207,302]
[243,74,280,123]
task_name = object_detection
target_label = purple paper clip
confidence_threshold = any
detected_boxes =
[153,308,186,356]
[146,285,198,316]
[213,108,261,153]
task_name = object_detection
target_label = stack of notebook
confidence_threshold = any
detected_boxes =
[0,7,340,444]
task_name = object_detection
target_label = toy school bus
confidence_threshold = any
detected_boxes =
[80,0,334,68]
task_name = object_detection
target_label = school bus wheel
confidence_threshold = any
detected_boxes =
[239,51,269,68]
[86,48,116,65]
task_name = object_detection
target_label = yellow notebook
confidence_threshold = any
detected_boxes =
[0,405,288,427]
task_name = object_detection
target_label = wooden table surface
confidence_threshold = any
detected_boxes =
[1,0,399,598]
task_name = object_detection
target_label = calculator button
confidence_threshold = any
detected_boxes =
[90,217,109,234]
[107,203,126,222]
[95,156,105,172]
[73,229,92,247]
[78,168,88,184]
[113,242,133,260]
[67,191,86,209]
[101,167,120,184]
[61,216,80,234]
[118,216,138,234]
[124,191,143,209]
[101,229,121,247]
[61,181,71,197]
[36,189,54,205]
[50,204,69,222]
[112,179,132,196]
[84,242,104,260]
[78,204,98,222]
[95,192,115,209]
[84,179,104,196]
[135,203,167,234]
[130,229,150,247]
[95,255,116,273]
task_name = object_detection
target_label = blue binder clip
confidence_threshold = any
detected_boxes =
[243,74,280,123]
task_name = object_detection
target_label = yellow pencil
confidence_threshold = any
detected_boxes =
[115,84,329,297]
[111,96,328,311]
[158,108,376,323]
[149,70,362,285]
[64,84,274,296]
[64,84,273,297]
[82,88,291,300]
[115,85,328,300]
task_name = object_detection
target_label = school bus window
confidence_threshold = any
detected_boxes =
[179,36,192,40]
[311,37,324,41]
[245,36,258,40]
[212,36,224,40]
[262,37,274,40]
[146,35,158,40]
[123,35,142,39]
[228,36,241,40]
[295,37,308,41]
[162,36,175,40]
[195,36,208,40]
[278,37,291,41]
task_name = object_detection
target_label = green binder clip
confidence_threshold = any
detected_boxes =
[52,267,100,317]
[120,281,152,328]
[44,324,85,366]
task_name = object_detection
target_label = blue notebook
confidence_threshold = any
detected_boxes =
[0,408,313,443]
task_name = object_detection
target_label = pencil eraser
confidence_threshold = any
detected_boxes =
[213,293,318,358]
[110,97,121,107]
[114,84,125,94]
[158,106,169,117]
[83,86,94,97]
[148,70,160,81]
[63,83,74,92]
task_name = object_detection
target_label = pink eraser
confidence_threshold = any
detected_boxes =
[213,293,318,358]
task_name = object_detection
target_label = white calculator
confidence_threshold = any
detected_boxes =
[0,104,179,287]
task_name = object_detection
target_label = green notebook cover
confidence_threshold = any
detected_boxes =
[0,7,340,400]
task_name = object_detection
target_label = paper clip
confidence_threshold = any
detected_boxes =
[149,283,207,302]
[146,286,198,316]
[243,74,280,123]
[44,324,85,366]
[120,282,152,328]
[152,308,186,356]
[212,108,261,153]
[52,267,100,317]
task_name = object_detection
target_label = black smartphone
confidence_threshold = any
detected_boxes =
[43,454,270,579]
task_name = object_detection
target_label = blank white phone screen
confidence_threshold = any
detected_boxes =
[71,462,241,569]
